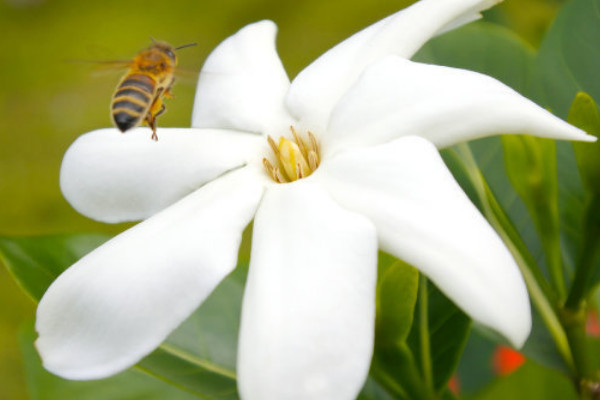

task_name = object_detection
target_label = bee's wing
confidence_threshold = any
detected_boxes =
[66,59,134,77]
[174,66,200,85]
[66,59,133,67]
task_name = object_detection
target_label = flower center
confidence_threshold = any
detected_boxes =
[263,126,321,183]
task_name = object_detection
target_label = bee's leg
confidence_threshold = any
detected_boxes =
[146,93,165,141]
[163,78,176,99]
[146,118,157,141]
[154,102,167,118]
[163,88,174,99]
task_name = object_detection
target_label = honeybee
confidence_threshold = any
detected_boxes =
[111,40,196,141]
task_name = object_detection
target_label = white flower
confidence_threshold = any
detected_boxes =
[36,0,594,399]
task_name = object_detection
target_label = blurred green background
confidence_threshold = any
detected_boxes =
[0,0,567,398]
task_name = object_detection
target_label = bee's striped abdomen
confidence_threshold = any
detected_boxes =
[111,73,156,132]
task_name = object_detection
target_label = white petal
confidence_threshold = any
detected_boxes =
[192,20,293,135]
[60,127,265,223]
[325,57,593,155]
[286,0,501,129]
[238,181,377,400]
[36,166,265,380]
[316,136,531,347]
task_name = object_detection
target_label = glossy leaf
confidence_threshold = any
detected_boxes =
[416,18,580,377]
[407,281,471,392]
[0,234,239,398]
[2,234,397,399]
[357,377,396,400]
[533,0,600,119]
[532,0,600,286]
[371,276,470,399]
[417,21,545,271]
[0,234,110,301]
[371,343,431,400]
[470,361,577,400]
[564,93,600,305]
[569,92,600,195]
[19,322,197,400]
[414,22,535,91]
[375,260,419,347]
[137,345,238,399]
[534,0,600,302]
[147,266,246,398]
[501,136,558,235]
[502,135,564,298]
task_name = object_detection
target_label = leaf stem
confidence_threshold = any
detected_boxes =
[532,187,567,300]
[544,230,567,300]
[560,308,595,385]
[157,343,237,379]
[418,276,434,392]
[565,195,600,310]
[501,136,566,299]
[371,345,432,400]
[560,196,600,395]
[449,143,574,370]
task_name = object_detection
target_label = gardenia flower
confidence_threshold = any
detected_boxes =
[36,0,594,399]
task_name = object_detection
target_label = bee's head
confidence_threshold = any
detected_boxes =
[136,40,196,74]
[153,41,177,64]
[150,39,197,64]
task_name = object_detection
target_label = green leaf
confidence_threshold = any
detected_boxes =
[529,7,600,285]
[501,136,558,231]
[415,23,544,377]
[417,21,546,271]
[0,234,110,301]
[416,20,577,389]
[19,321,198,400]
[147,267,246,398]
[407,281,471,392]
[417,22,548,278]
[371,343,431,400]
[469,361,577,400]
[138,345,238,399]
[447,143,575,374]
[0,234,240,399]
[564,92,600,305]
[454,330,497,395]
[369,255,424,399]
[417,18,583,375]
[533,0,600,310]
[502,135,565,298]
[375,260,419,347]
[357,377,397,400]
[414,22,535,92]
[533,0,600,119]
[1,234,396,399]
[371,278,471,399]
[568,92,600,194]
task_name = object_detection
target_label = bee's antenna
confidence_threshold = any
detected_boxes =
[149,36,157,44]
[175,42,197,51]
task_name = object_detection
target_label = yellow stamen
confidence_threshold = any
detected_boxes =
[267,136,280,158]
[290,126,308,159]
[263,158,275,179]
[308,131,320,165]
[297,162,304,179]
[279,137,309,181]
[263,128,321,183]
[274,167,286,183]
[308,150,318,171]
